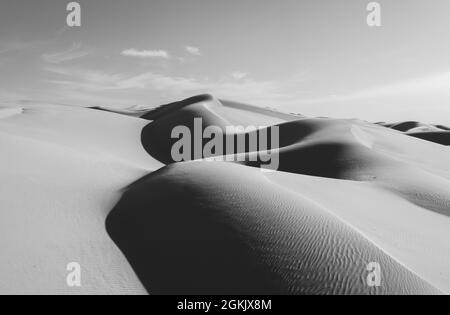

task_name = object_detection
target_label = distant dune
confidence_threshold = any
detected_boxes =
[113,95,450,294]
[1,95,450,294]
[378,121,450,146]
[407,132,450,146]
[140,96,450,217]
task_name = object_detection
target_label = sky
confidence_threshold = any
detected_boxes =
[1,0,450,124]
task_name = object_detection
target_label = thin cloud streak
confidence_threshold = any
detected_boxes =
[43,65,308,107]
[298,71,450,105]
[42,43,91,64]
[121,49,170,59]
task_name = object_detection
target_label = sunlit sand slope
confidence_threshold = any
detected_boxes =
[0,104,162,294]
[107,162,441,295]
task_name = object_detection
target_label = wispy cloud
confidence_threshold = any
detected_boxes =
[299,71,450,105]
[46,66,203,92]
[42,43,90,64]
[231,71,248,80]
[121,48,170,59]
[46,67,123,89]
[185,46,202,56]
[44,65,307,107]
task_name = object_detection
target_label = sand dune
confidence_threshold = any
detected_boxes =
[90,105,149,118]
[129,96,450,294]
[266,171,450,293]
[2,94,450,295]
[141,94,297,164]
[389,121,432,132]
[378,121,450,146]
[141,94,298,123]
[140,97,450,218]
[0,103,162,294]
[107,162,441,295]
[408,131,450,145]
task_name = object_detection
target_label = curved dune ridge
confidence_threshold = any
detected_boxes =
[106,162,441,295]
[2,95,450,294]
[107,95,450,294]
[140,94,298,164]
[140,95,450,216]
[407,131,450,146]
[378,121,450,146]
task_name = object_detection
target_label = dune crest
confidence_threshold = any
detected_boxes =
[2,94,450,295]
[107,161,441,295]
[378,121,450,146]
[105,95,450,294]
[408,131,450,146]
[139,97,450,218]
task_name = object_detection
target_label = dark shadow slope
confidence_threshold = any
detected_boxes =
[106,161,440,295]
[408,132,450,146]
[378,121,450,146]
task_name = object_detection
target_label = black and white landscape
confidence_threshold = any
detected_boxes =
[1,0,450,295]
